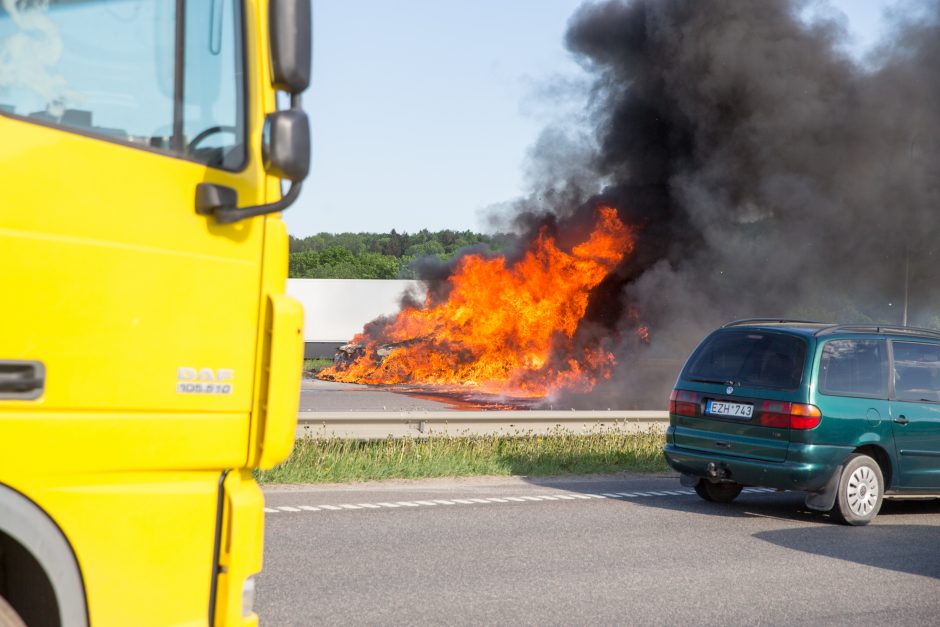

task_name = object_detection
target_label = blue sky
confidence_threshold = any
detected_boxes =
[285,0,906,237]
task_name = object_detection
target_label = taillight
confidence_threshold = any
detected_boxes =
[669,389,698,417]
[789,403,822,429]
[758,401,790,428]
[757,401,821,429]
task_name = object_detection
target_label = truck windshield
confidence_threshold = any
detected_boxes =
[0,0,245,170]
[683,330,807,390]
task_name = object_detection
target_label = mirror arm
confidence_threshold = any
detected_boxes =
[194,90,307,224]
[209,181,302,225]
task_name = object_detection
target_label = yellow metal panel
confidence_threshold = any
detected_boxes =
[257,293,304,468]
[213,470,264,626]
[19,472,220,626]
[0,119,265,414]
[246,220,304,469]
[0,413,247,475]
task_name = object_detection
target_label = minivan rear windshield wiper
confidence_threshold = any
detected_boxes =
[689,377,736,385]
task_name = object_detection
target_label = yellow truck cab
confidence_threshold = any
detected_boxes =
[0,1,310,624]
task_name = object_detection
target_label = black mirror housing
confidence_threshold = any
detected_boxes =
[270,0,311,94]
[263,110,310,182]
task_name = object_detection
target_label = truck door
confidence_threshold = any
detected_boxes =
[0,0,266,431]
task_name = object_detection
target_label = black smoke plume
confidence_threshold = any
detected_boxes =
[497,0,940,408]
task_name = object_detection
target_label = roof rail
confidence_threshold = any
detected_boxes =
[722,318,824,328]
[815,324,940,340]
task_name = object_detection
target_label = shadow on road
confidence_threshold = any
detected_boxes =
[522,475,940,579]
[537,476,838,523]
[526,473,940,526]
[753,523,940,579]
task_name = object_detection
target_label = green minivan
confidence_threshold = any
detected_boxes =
[663,320,940,525]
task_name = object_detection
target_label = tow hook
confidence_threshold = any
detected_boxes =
[706,462,730,480]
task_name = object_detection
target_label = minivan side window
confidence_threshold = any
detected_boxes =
[819,339,888,398]
[892,341,940,403]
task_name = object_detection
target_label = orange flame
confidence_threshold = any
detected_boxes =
[320,207,635,396]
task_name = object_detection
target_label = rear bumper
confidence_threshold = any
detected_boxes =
[663,440,854,492]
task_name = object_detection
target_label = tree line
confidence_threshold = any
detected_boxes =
[288,229,510,279]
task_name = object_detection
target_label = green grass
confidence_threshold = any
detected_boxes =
[303,358,334,374]
[256,426,669,484]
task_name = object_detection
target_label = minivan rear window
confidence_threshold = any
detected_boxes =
[683,331,806,390]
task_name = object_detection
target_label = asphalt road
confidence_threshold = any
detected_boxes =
[257,475,940,626]
[299,378,455,412]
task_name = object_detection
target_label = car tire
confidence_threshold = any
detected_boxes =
[694,480,744,503]
[831,453,883,526]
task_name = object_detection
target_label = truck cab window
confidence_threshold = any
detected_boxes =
[0,0,245,170]
[183,0,245,169]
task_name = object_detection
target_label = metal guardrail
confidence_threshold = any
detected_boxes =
[296,410,670,439]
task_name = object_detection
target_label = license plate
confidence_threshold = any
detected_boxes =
[706,400,753,419]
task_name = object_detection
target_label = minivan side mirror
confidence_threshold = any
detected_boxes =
[269,0,311,94]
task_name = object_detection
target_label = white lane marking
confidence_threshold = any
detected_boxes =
[266,484,780,515]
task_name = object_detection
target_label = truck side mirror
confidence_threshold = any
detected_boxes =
[269,0,311,94]
[263,109,310,182]
[194,0,312,224]
[266,0,311,181]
